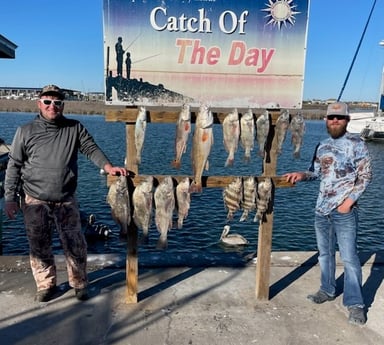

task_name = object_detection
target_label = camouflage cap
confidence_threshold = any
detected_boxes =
[326,102,349,117]
[39,84,65,100]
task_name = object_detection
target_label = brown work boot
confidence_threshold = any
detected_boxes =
[35,286,57,302]
[75,287,89,301]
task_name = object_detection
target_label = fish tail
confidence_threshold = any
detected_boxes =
[239,211,248,222]
[225,156,234,167]
[156,235,168,250]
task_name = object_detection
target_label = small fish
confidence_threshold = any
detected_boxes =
[106,175,131,238]
[220,225,249,246]
[135,106,147,164]
[223,177,243,221]
[176,177,191,229]
[240,176,256,222]
[190,105,214,193]
[154,176,175,249]
[290,113,305,158]
[275,109,290,155]
[256,110,270,157]
[132,176,154,243]
[254,177,272,222]
[222,108,240,167]
[240,108,255,162]
[171,104,191,169]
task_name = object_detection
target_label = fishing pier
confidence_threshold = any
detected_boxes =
[106,107,294,303]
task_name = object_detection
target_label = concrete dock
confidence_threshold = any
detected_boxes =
[0,251,383,345]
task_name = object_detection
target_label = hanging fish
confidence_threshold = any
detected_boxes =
[154,176,175,249]
[106,175,131,238]
[171,104,191,169]
[255,177,272,222]
[135,106,147,164]
[240,108,255,163]
[240,176,256,222]
[275,109,290,155]
[176,177,191,229]
[290,113,305,159]
[256,110,270,158]
[190,104,214,193]
[222,108,240,167]
[223,177,243,221]
[132,176,154,243]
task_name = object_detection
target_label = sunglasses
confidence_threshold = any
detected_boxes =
[40,99,64,107]
[326,114,349,120]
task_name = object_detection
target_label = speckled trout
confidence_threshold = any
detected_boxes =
[222,108,240,167]
[135,106,147,164]
[171,104,191,169]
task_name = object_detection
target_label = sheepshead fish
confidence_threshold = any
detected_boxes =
[135,106,147,164]
[106,175,131,238]
[222,109,240,167]
[176,177,191,229]
[290,113,305,158]
[240,108,255,162]
[171,104,191,169]
[190,105,214,193]
[223,177,243,221]
[256,110,270,157]
[275,109,290,155]
[240,176,256,222]
[132,176,154,243]
[254,177,272,222]
[154,176,175,249]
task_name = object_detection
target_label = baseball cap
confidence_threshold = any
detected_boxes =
[39,85,65,100]
[326,102,349,117]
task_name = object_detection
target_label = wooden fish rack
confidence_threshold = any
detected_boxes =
[105,107,294,303]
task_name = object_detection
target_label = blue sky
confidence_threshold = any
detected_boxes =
[0,0,383,102]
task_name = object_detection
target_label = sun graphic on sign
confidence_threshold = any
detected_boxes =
[262,0,300,29]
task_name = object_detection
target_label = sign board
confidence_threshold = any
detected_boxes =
[103,0,310,109]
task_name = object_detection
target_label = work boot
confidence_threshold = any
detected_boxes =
[307,290,335,304]
[75,287,89,301]
[35,286,57,302]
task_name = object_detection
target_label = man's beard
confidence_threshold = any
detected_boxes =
[327,124,347,139]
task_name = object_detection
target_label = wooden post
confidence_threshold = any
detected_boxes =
[255,111,278,300]
[125,122,139,303]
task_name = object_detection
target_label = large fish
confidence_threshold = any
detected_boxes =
[132,176,154,243]
[223,177,243,221]
[154,176,175,249]
[190,105,214,193]
[106,175,131,238]
[240,108,255,162]
[222,108,240,167]
[171,104,191,169]
[254,177,272,222]
[275,109,290,155]
[256,110,270,158]
[176,177,191,229]
[240,176,256,222]
[290,113,305,158]
[135,106,147,164]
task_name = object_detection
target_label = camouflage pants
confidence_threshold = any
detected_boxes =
[22,194,88,291]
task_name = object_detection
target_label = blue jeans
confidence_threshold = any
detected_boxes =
[314,207,364,308]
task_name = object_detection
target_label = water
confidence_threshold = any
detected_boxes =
[1,112,383,258]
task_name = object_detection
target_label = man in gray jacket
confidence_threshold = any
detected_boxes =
[4,84,127,302]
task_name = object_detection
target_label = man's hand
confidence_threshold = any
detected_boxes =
[4,201,19,220]
[103,164,128,176]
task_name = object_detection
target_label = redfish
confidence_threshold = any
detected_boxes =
[189,105,214,193]
[222,108,240,167]
[171,104,191,169]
